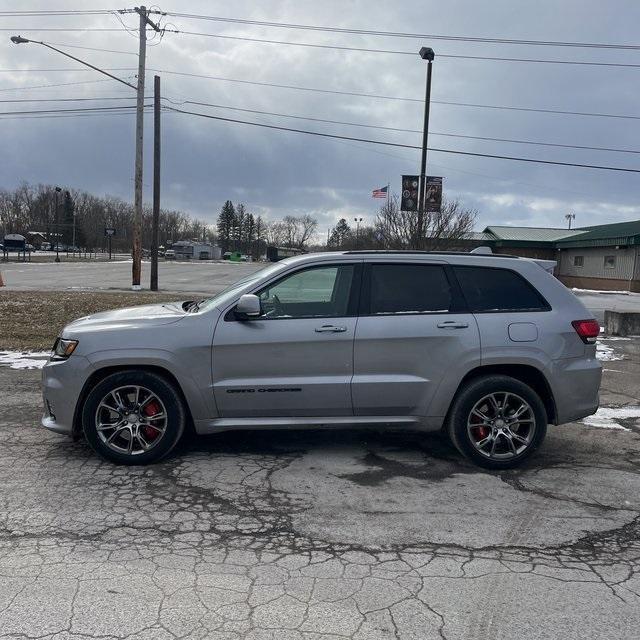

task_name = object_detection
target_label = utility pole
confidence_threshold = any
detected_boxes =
[54,186,61,263]
[150,74,161,291]
[416,47,435,250]
[132,5,162,289]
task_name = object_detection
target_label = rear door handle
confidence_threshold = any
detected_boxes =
[315,325,347,333]
[437,321,469,329]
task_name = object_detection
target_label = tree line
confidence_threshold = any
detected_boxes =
[326,195,476,251]
[0,182,212,252]
[1,182,477,256]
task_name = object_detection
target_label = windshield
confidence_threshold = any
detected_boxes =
[197,262,288,311]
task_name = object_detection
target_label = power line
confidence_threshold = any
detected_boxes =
[165,106,640,173]
[169,98,640,155]
[166,29,640,69]
[151,69,640,120]
[0,10,114,16]
[0,105,148,116]
[0,96,141,103]
[4,62,638,121]
[155,11,640,51]
[0,76,133,92]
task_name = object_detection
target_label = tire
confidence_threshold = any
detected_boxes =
[82,370,186,465]
[446,375,547,470]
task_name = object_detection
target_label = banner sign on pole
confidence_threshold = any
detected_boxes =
[425,176,443,213]
[104,228,116,237]
[401,175,419,212]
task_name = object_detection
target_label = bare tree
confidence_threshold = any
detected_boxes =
[374,195,476,250]
[281,214,318,249]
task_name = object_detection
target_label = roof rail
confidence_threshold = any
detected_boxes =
[343,249,522,259]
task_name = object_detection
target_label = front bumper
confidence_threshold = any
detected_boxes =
[41,355,91,436]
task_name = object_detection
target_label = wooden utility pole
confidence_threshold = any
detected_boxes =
[150,74,161,291]
[132,6,162,289]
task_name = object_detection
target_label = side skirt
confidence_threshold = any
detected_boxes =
[193,415,443,434]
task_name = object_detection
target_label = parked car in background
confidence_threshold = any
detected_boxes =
[41,250,601,468]
[164,249,175,260]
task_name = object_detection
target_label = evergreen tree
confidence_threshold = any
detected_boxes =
[328,218,352,249]
[235,203,246,251]
[62,190,75,246]
[216,200,236,252]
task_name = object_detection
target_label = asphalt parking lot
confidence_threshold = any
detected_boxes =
[0,259,264,296]
[1,270,640,639]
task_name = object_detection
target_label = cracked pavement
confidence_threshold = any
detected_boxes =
[1,339,640,639]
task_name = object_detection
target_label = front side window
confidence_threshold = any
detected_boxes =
[573,255,584,267]
[454,266,549,312]
[604,255,616,269]
[369,264,453,314]
[257,265,355,319]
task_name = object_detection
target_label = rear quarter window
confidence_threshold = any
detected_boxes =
[453,266,550,312]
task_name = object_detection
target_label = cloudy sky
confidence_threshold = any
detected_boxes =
[1,0,639,237]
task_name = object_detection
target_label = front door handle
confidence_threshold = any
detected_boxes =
[315,325,347,333]
[437,320,469,329]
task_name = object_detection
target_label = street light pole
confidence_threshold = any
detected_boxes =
[54,186,61,263]
[416,47,435,251]
[354,217,363,248]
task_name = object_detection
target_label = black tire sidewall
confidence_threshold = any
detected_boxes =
[82,370,185,465]
[448,375,547,470]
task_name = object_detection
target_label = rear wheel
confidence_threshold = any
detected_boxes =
[447,375,547,469]
[82,370,186,465]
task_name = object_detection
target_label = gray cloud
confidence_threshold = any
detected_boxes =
[1,0,639,234]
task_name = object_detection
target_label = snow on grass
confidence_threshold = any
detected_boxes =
[581,406,640,431]
[0,351,50,370]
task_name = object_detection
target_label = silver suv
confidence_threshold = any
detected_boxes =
[41,251,602,469]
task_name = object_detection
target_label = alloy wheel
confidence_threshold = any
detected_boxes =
[94,385,168,456]
[466,391,536,460]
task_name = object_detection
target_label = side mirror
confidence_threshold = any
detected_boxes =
[235,294,262,319]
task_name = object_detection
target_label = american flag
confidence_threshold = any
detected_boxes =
[372,185,388,199]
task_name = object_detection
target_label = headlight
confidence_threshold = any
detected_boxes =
[52,338,79,359]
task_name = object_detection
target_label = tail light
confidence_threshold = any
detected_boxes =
[571,319,600,344]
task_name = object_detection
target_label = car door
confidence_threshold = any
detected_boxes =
[352,260,480,417]
[212,262,362,417]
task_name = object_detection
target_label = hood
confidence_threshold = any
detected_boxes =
[63,301,187,334]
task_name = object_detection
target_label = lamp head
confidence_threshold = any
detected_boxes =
[419,47,435,61]
[10,35,30,44]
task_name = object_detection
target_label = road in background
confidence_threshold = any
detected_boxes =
[0,259,264,295]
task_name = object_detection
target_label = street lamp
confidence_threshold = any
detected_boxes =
[416,46,435,250]
[54,187,62,263]
[10,36,136,89]
[354,217,363,248]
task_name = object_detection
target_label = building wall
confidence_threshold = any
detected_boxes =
[557,246,636,280]
[558,274,640,293]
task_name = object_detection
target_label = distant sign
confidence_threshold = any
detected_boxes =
[3,233,26,250]
[425,176,443,213]
[104,227,116,237]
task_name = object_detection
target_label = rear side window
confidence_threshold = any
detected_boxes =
[369,264,453,314]
[453,266,549,312]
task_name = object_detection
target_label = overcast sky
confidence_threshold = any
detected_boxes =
[1,0,639,237]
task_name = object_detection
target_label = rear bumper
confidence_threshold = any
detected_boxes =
[550,355,602,424]
[41,355,90,436]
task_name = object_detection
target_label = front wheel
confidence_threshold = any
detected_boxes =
[447,375,547,470]
[82,370,186,465]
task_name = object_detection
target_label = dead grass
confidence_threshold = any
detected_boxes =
[0,290,183,351]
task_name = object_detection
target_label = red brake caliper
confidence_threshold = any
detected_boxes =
[142,401,161,440]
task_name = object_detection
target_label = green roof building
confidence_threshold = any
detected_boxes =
[470,220,640,292]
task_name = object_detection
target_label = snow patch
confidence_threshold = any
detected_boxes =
[596,340,624,362]
[581,406,640,431]
[0,351,50,370]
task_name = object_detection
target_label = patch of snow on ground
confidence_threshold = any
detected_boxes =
[582,406,640,431]
[0,351,50,370]
[596,339,625,362]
